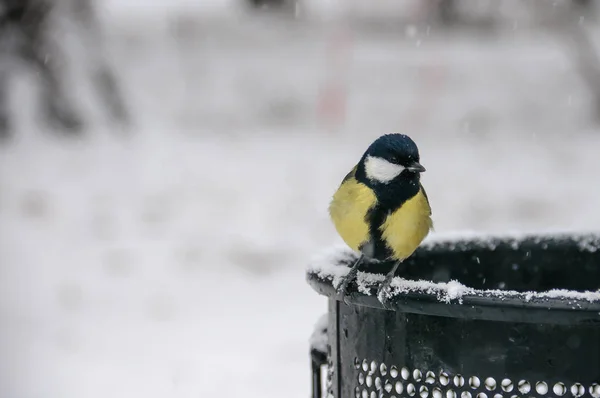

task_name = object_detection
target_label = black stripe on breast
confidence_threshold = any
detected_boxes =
[363,174,421,261]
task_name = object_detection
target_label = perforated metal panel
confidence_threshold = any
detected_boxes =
[331,302,600,398]
[351,358,600,398]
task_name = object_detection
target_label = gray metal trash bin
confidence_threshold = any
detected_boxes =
[307,232,600,398]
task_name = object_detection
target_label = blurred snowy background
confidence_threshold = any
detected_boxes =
[1,0,600,397]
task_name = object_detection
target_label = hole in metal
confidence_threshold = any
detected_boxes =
[390,366,399,379]
[407,383,416,397]
[433,387,442,398]
[572,383,585,398]
[591,384,600,398]
[420,386,429,398]
[462,392,472,398]
[554,383,566,396]
[385,383,393,393]
[395,381,403,394]
[485,378,497,391]
[439,372,450,386]
[414,369,423,382]
[366,375,373,388]
[402,367,410,380]
[370,361,378,374]
[501,379,514,393]
[447,390,457,398]
[362,359,369,372]
[518,380,531,394]
[536,381,548,395]
[380,363,387,376]
[425,371,436,384]
[375,377,382,390]
[454,375,465,388]
[470,377,481,389]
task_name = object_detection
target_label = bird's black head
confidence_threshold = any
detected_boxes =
[355,133,425,188]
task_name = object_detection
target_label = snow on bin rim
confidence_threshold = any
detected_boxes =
[412,228,600,253]
[306,230,600,323]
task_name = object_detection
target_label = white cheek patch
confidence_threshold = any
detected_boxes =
[364,155,405,183]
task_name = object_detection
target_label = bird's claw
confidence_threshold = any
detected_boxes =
[376,279,394,310]
[336,278,353,306]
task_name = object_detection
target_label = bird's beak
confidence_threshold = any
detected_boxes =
[406,161,426,173]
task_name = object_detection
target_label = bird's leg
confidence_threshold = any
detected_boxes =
[336,254,364,304]
[377,260,403,309]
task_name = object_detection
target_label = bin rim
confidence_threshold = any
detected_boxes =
[306,230,600,325]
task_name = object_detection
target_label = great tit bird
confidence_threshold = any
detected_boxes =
[329,133,433,303]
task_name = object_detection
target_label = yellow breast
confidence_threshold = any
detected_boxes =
[380,188,433,261]
[328,168,376,252]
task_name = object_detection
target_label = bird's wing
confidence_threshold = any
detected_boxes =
[329,165,376,253]
[341,165,357,184]
[419,183,432,216]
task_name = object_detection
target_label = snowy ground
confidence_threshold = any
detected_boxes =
[1,2,600,398]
